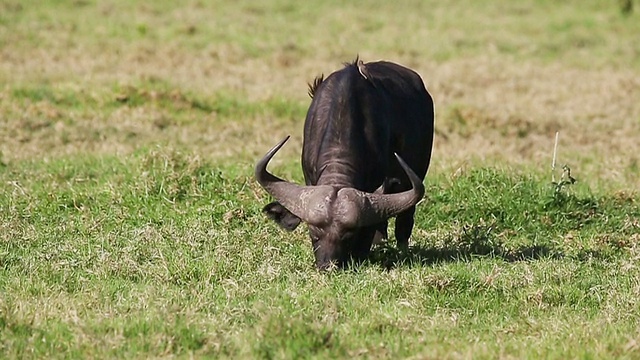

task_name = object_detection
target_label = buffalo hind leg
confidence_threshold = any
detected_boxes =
[395,206,416,250]
[385,177,416,250]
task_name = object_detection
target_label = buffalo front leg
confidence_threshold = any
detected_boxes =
[349,226,377,263]
[395,206,416,250]
[372,220,388,245]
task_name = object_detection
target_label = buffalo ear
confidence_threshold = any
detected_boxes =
[262,201,302,231]
[385,177,402,192]
[375,177,402,194]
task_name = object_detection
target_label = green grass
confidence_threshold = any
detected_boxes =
[1,152,639,358]
[2,0,640,358]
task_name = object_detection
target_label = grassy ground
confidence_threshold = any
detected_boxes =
[1,0,639,358]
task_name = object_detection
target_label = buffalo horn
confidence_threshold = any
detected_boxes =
[337,153,424,227]
[255,136,333,226]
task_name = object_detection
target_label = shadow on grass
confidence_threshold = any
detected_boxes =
[367,243,550,270]
[367,242,615,270]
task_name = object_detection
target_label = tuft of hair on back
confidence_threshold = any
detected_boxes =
[344,55,361,68]
[308,74,324,98]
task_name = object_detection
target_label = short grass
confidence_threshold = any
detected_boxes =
[1,153,639,358]
[1,0,640,358]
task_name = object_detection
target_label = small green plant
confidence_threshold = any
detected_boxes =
[550,132,577,194]
[553,164,577,194]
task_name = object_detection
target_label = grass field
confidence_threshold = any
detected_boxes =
[1,0,640,358]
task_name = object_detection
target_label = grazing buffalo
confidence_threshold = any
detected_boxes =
[256,58,434,269]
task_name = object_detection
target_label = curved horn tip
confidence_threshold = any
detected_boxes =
[275,135,291,148]
[393,153,414,178]
[270,135,291,149]
[393,152,406,166]
[255,135,291,181]
[393,153,425,194]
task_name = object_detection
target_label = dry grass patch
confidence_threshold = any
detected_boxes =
[1,0,639,189]
[2,57,639,190]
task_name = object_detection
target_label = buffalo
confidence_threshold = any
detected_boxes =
[256,58,434,269]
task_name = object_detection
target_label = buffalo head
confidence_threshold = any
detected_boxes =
[255,136,425,269]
